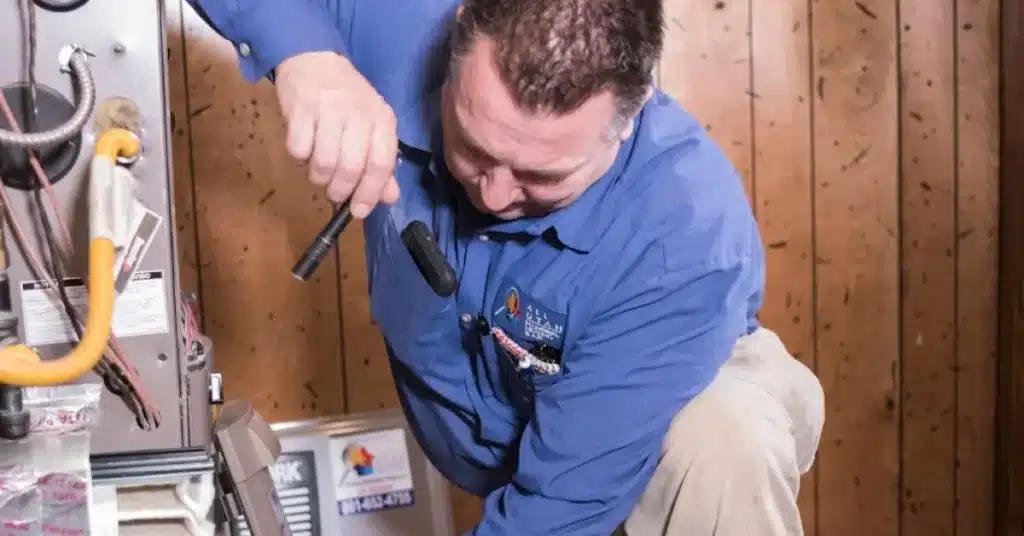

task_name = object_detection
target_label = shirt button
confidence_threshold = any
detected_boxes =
[459,313,473,325]
[478,234,490,242]
[238,42,252,57]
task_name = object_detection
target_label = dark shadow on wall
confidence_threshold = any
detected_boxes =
[997,0,1023,532]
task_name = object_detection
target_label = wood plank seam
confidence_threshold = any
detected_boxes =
[804,0,821,531]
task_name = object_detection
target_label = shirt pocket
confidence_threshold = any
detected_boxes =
[529,368,564,392]
[367,210,454,362]
[490,326,566,414]
[487,277,570,413]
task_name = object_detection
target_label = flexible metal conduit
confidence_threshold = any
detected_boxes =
[0,46,95,149]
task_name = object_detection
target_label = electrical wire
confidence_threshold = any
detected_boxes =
[183,295,201,354]
[0,1,176,428]
[0,95,160,429]
[25,0,38,128]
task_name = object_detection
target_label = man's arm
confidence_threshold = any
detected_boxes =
[471,247,759,535]
[183,0,353,83]
[182,0,401,212]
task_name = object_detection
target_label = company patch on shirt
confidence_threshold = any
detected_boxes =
[490,278,568,378]
[493,283,566,345]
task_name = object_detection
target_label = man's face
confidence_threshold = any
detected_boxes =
[441,38,628,220]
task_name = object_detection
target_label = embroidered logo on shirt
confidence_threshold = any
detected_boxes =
[490,280,568,378]
[493,285,565,345]
[502,288,521,322]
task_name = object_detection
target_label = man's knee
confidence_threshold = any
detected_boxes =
[624,331,824,535]
[663,329,826,494]
[727,327,825,473]
[663,379,803,493]
[781,349,826,473]
[624,383,808,535]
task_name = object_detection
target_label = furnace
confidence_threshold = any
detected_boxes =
[0,0,219,482]
[0,3,299,534]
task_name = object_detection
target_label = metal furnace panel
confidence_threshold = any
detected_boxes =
[0,0,210,456]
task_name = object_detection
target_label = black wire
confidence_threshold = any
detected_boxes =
[25,0,38,131]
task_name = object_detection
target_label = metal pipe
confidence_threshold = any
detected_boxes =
[0,45,96,149]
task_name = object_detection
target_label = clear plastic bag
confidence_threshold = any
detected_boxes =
[0,384,102,534]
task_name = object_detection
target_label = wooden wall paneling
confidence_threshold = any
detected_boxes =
[898,2,958,534]
[175,2,346,421]
[658,0,755,200]
[338,222,396,413]
[810,0,901,534]
[998,0,1024,530]
[954,0,1000,531]
[445,485,482,533]
[748,1,817,534]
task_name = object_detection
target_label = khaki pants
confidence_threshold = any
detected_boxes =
[617,327,825,536]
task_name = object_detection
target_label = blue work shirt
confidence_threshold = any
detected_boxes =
[189,1,766,534]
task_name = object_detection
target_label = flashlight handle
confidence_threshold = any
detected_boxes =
[291,203,352,281]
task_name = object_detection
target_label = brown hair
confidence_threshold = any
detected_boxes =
[449,0,664,122]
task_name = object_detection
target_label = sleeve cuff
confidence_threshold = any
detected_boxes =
[225,0,351,83]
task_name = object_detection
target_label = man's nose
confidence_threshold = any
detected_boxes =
[478,168,521,213]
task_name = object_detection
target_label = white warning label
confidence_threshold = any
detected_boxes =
[112,204,164,293]
[20,270,170,347]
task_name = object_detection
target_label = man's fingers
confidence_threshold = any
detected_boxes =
[309,108,346,187]
[381,177,400,205]
[377,107,401,205]
[326,119,371,205]
[274,53,400,212]
[348,115,398,217]
[284,103,316,162]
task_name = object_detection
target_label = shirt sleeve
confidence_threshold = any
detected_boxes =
[184,0,353,83]
[469,252,759,536]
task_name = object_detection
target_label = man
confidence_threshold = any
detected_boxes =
[187,0,825,534]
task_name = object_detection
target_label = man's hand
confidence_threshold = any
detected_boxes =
[274,52,400,217]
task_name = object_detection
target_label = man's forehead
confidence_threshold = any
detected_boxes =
[454,102,589,173]
[450,68,612,170]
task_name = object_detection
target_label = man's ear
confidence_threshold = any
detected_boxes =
[618,118,635,142]
[457,4,464,17]
[617,86,655,141]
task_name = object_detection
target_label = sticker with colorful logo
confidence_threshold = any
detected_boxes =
[330,428,416,516]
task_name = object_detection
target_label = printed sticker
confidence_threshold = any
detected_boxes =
[329,428,415,517]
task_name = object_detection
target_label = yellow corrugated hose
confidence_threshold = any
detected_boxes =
[0,128,139,386]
